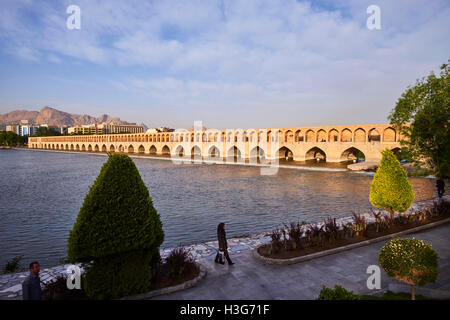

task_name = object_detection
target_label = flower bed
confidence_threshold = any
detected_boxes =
[256,199,449,261]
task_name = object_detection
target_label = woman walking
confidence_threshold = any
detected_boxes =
[215,222,234,265]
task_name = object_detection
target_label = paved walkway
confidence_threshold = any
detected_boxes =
[151,222,450,300]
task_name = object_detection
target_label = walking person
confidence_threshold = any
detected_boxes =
[214,223,234,265]
[436,178,445,198]
[22,261,42,300]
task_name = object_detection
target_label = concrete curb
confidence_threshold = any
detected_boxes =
[387,283,450,300]
[119,265,207,300]
[253,217,450,265]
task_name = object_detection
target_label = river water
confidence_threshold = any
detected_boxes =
[0,148,436,268]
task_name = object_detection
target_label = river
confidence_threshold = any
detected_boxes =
[0,148,436,268]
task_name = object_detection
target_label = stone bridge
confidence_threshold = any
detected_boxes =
[28,124,401,163]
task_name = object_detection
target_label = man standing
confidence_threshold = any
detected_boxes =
[22,261,42,300]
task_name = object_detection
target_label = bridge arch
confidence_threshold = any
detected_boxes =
[317,129,327,142]
[340,147,365,163]
[295,130,303,142]
[285,130,294,143]
[329,129,339,142]
[383,127,396,142]
[128,145,134,153]
[305,130,315,142]
[174,145,184,157]
[278,147,294,160]
[101,145,107,152]
[191,146,202,158]
[94,145,99,152]
[118,145,124,153]
[368,128,380,142]
[162,145,171,156]
[88,145,92,152]
[306,147,326,161]
[110,145,115,152]
[149,145,157,154]
[341,128,352,142]
[138,145,145,154]
[354,128,366,143]
[227,146,242,160]
[208,146,220,158]
[250,146,265,161]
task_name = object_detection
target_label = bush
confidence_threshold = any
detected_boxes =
[164,246,197,280]
[317,285,360,300]
[379,238,438,300]
[351,212,367,237]
[270,229,283,254]
[370,149,415,220]
[2,255,23,274]
[67,154,164,299]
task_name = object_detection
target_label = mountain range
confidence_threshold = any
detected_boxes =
[0,106,131,127]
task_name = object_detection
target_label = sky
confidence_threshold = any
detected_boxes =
[0,0,449,129]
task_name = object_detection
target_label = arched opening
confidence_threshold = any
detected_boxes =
[128,145,134,153]
[102,145,107,152]
[305,130,315,142]
[227,146,241,161]
[295,130,303,142]
[305,147,326,162]
[278,147,294,161]
[354,128,366,143]
[285,130,294,143]
[368,129,380,142]
[110,145,115,152]
[328,129,339,142]
[383,127,396,142]
[341,129,352,142]
[191,146,202,159]
[250,146,265,161]
[66,144,69,150]
[149,145,157,154]
[87,145,92,152]
[76,144,80,151]
[70,144,74,151]
[341,147,365,163]
[118,145,124,153]
[81,145,86,151]
[175,145,184,157]
[95,145,99,152]
[55,145,59,150]
[317,129,327,142]
[209,146,220,158]
[138,145,145,154]
[162,145,170,156]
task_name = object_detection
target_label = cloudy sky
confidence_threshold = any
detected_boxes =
[0,0,448,129]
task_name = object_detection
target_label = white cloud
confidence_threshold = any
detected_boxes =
[0,0,448,127]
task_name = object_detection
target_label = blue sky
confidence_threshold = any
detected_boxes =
[0,0,449,129]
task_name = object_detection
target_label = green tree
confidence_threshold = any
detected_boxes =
[0,131,26,146]
[370,149,415,220]
[388,61,450,178]
[68,154,164,299]
[379,238,438,300]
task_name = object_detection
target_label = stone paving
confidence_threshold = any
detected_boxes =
[0,194,447,300]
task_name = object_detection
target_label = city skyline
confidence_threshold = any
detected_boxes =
[0,0,449,129]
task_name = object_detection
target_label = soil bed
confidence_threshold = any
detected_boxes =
[258,213,450,260]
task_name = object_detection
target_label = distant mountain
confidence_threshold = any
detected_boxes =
[0,106,132,127]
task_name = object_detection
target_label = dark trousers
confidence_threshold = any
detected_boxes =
[438,187,445,198]
[215,249,233,264]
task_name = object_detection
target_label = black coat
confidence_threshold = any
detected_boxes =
[218,228,227,251]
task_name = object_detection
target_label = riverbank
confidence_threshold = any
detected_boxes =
[1,194,447,300]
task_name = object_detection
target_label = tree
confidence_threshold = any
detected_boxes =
[68,154,164,299]
[0,131,26,146]
[379,238,438,300]
[370,149,415,220]
[388,61,450,178]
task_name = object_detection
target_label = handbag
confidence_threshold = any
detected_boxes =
[218,250,225,264]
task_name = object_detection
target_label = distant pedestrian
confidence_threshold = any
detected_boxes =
[22,261,42,300]
[436,178,445,198]
[215,223,234,265]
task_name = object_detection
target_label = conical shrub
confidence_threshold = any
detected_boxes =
[370,149,415,219]
[68,154,164,299]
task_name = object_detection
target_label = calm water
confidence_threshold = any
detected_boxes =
[0,149,436,268]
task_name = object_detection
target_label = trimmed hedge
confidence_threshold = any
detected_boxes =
[370,149,415,219]
[67,154,164,299]
[317,285,359,300]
